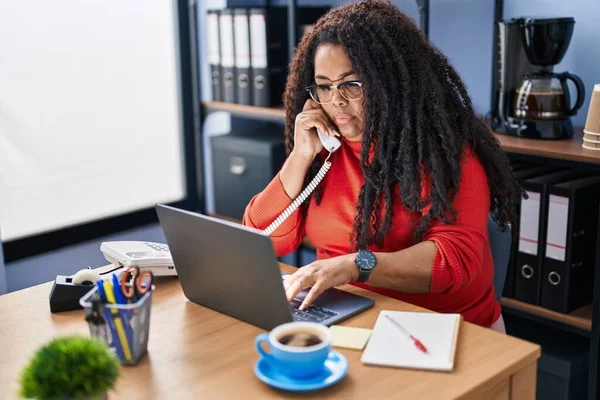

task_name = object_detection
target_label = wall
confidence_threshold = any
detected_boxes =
[428,0,494,115]
[426,0,599,123]
[503,0,600,126]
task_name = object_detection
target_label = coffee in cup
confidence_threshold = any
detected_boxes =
[255,322,332,378]
[277,331,323,347]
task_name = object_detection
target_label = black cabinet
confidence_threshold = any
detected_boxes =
[211,125,286,220]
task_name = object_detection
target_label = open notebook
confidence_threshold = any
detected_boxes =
[361,310,462,371]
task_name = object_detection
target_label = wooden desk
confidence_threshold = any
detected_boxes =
[0,264,540,399]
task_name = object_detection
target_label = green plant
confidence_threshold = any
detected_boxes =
[19,335,120,399]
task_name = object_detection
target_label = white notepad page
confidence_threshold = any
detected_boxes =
[361,311,461,371]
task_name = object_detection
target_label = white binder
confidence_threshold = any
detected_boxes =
[219,9,236,103]
[206,10,221,102]
[233,9,251,105]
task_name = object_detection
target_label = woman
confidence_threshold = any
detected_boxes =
[242,0,524,332]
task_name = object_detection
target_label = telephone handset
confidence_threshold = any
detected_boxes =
[317,129,343,153]
[262,130,341,236]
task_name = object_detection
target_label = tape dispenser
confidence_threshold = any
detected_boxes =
[49,267,119,313]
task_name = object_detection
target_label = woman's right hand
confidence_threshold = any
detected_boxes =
[292,99,340,162]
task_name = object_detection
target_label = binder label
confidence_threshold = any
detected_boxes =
[519,191,540,255]
[219,14,235,68]
[207,13,220,65]
[234,14,250,68]
[546,195,569,261]
[249,14,267,68]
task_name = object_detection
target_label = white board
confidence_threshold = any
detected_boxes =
[0,0,186,241]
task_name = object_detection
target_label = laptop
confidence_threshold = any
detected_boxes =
[155,204,374,330]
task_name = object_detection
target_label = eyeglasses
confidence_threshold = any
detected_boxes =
[305,80,364,104]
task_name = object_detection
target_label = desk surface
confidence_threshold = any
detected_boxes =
[0,264,540,399]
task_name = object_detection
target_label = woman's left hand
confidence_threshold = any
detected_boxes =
[283,254,358,310]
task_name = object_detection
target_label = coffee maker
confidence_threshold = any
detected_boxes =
[491,17,585,139]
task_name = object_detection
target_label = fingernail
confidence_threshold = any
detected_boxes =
[299,304,305,311]
[334,131,341,137]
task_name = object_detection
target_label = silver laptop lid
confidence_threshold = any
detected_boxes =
[156,204,294,330]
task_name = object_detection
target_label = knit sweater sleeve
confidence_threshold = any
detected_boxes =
[242,170,305,257]
[422,153,490,294]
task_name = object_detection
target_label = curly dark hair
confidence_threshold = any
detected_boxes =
[283,0,525,250]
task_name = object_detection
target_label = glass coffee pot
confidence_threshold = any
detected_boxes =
[513,71,584,121]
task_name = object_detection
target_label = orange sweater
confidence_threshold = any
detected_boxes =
[242,139,501,328]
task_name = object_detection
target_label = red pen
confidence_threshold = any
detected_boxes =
[385,314,428,354]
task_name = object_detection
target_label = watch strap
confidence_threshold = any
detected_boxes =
[357,268,371,283]
[355,249,375,283]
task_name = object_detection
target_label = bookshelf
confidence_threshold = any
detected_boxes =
[203,101,285,121]
[202,101,600,167]
[501,298,593,335]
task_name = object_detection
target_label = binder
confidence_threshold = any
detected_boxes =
[247,7,329,108]
[514,169,589,305]
[207,10,222,102]
[249,8,287,108]
[540,175,600,313]
[503,165,559,298]
[233,8,252,105]
[219,9,236,103]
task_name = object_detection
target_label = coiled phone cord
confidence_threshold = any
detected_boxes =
[263,151,333,236]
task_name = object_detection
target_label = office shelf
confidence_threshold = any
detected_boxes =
[201,104,600,168]
[501,297,592,337]
[494,128,600,167]
[203,101,285,122]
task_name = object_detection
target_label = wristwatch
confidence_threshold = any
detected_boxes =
[354,249,377,282]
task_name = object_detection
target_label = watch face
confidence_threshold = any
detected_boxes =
[356,249,376,270]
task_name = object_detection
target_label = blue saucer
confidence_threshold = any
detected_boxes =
[254,350,348,392]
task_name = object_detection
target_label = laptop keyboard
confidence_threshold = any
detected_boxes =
[289,298,339,323]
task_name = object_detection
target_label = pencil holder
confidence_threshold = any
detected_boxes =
[80,284,155,365]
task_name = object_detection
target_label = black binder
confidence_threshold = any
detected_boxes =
[249,8,287,108]
[513,169,589,305]
[540,175,600,313]
[248,7,329,108]
[503,165,559,298]
[233,8,252,105]
[207,10,222,102]
[219,9,236,103]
